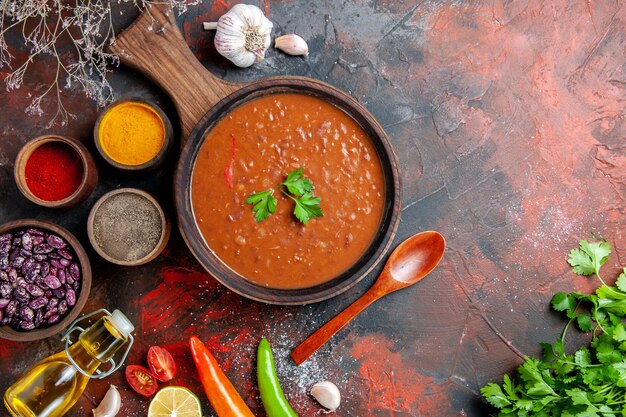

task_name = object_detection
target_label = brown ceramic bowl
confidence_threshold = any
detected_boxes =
[106,6,401,305]
[0,219,92,342]
[14,135,98,209]
[94,99,173,171]
[87,188,170,266]
[175,79,402,305]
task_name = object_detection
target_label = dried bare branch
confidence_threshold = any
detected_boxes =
[0,0,199,126]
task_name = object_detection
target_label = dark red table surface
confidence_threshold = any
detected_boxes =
[1,1,624,416]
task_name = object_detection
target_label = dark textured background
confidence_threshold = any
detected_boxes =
[1,1,624,416]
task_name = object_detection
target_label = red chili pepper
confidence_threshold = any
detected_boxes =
[224,133,237,189]
[189,336,254,417]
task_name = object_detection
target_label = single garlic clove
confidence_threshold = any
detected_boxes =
[274,34,309,56]
[311,380,341,412]
[93,384,121,417]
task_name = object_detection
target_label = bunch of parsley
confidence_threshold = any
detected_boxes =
[481,239,626,416]
[245,168,323,224]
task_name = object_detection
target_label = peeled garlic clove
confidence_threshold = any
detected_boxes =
[311,380,341,411]
[275,34,309,56]
[93,384,121,417]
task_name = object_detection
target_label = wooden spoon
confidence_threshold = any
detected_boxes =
[291,231,446,365]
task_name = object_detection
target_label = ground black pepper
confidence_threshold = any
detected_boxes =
[91,193,163,262]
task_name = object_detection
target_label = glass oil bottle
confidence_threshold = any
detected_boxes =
[4,309,134,417]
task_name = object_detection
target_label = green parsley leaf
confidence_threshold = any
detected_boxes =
[582,366,603,388]
[246,189,277,222]
[568,248,595,275]
[247,168,323,225]
[616,269,626,292]
[595,340,621,364]
[577,313,593,332]
[528,381,557,397]
[611,323,626,342]
[574,347,592,367]
[553,339,565,357]
[566,388,593,406]
[541,342,558,362]
[518,358,557,397]
[568,239,611,276]
[501,374,518,399]
[276,168,324,225]
[480,383,512,408]
[597,298,626,316]
[281,168,314,196]
[600,362,620,384]
[552,292,575,312]
[596,284,626,300]
[611,361,626,388]
[533,395,557,412]
[517,397,535,411]
[292,192,323,225]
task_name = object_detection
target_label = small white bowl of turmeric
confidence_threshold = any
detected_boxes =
[94,99,173,171]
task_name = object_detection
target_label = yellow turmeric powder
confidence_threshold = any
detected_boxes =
[98,101,165,166]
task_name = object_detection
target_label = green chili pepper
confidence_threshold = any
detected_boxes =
[257,337,299,417]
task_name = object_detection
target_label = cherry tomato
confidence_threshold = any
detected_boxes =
[125,364,158,397]
[148,346,177,382]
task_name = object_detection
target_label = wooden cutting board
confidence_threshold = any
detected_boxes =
[109,3,239,140]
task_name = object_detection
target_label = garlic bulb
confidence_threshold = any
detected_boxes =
[93,385,121,417]
[205,4,273,68]
[275,34,309,56]
[311,380,341,412]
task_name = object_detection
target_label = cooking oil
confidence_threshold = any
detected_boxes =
[4,310,134,417]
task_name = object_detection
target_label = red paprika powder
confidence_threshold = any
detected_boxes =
[24,142,84,201]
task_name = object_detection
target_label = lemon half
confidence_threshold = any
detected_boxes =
[148,386,202,417]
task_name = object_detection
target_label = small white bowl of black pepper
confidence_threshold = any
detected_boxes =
[87,188,170,266]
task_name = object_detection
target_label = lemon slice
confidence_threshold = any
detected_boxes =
[148,386,202,417]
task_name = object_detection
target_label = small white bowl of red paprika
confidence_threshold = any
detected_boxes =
[14,135,98,209]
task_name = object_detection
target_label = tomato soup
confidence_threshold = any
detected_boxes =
[191,93,385,289]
